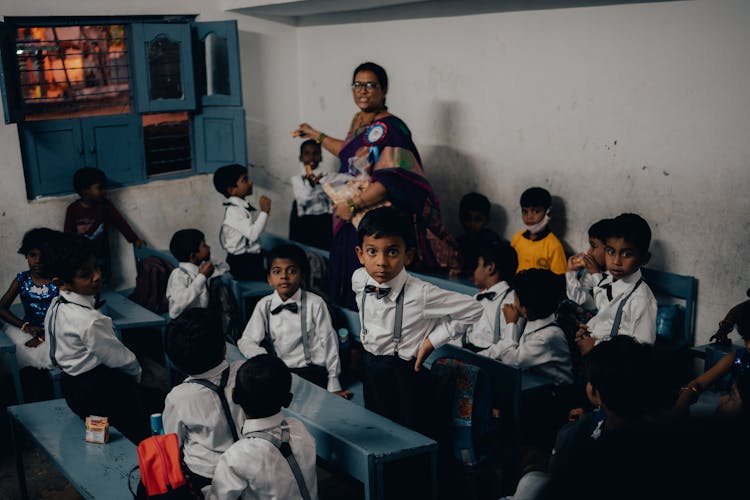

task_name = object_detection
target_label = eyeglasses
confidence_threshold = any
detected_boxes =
[351,81,379,91]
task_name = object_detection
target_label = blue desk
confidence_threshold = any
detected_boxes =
[9,398,137,500]
[226,344,438,500]
[0,328,24,404]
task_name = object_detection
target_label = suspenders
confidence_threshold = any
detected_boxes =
[247,420,312,500]
[360,285,406,356]
[47,294,92,370]
[264,291,312,366]
[187,367,240,442]
[609,279,643,337]
[492,288,513,344]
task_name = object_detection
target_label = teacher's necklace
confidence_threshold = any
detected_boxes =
[355,108,386,130]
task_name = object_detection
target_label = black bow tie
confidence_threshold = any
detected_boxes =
[223,202,256,212]
[476,291,496,301]
[364,284,391,299]
[271,302,298,315]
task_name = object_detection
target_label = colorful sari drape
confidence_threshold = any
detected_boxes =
[330,114,458,308]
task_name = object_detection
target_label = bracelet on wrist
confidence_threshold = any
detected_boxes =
[21,321,29,332]
[316,132,327,144]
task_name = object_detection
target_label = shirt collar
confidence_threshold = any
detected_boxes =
[271,288,302,307]
[611,268,643,295]
[59,289,96,308]
[524,313,557,333]
[241,412,284,435]
[185,360,229,382]
[226,196,250,209]
[365,267,408,301]
[178,262,200,276]
[484,280,510,298]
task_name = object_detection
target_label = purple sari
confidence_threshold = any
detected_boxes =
[329,114,458,308]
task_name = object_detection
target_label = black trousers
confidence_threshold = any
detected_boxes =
[61,364,150,444]
[290,365,328,390]
[226,252,265,281]
[362,352,434,435]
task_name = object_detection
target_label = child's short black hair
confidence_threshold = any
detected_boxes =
[212,164,247,198]
[18,227,55,256]
[608,213,651,255]
[266,243,309,278]
[459,192,491,218]
[232,354,292,418]
[169,229,205,263]
[357,206,416,249]
[512,268,563,319]
[73,167,106,195]
[39,231,95,283]
[519,187,551,209]
[587,218,612,242]
[165,308,225,375]
[477,241,517,282]
[300,139,320,155]
[584,335,656,419]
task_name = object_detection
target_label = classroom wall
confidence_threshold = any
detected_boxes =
[0,1,299,291]
[295,0,750,345]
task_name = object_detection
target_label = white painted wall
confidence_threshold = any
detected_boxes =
[0,1,299,291]
[296,0,750,344]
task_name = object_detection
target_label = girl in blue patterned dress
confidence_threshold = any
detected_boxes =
[0,228,59,369]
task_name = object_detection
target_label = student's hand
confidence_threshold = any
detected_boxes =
[567,254,584,272]
[134,239,145,249]
[574,324,589,340]
[415,338,435,372]
[334,202,354,222]
[709,320,733,345]
[259,195,272,213]
[292,123,319,140]
[24,335,44,348]
[502,303,520,324]
[576,333,596,356]
[335,390,353,400]
[568,407,585,422]
[199,261,215,278]
[581,254,602,275]
[25,325,44,336]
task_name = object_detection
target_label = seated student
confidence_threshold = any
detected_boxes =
[64,167,143,280]
[456,192,502,276]
[0,228,58,371]
[163,308,246,493]
[289,139,333,250]
[458,241,524,353]
[213,164,271,281]
[208,354,317,500]
[575,213,657,355]
[565,218,611,312]
[166,229,228,319]
[510,187,567,275]
[352,206,483,432]
[238,244,349,397]
[42,231,148,443]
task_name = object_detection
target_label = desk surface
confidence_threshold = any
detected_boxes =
[9,399,137,500]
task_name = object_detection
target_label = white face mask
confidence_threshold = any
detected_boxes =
[525,212,551,235]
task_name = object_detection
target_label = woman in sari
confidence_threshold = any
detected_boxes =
[293,62,458,308]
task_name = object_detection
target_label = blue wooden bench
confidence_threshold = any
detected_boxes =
[0,328,24,404]
[8,398,138,500]
[641,267,698,351]
[225,342,437,500]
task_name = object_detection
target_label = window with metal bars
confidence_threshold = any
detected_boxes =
[15,24,131,120]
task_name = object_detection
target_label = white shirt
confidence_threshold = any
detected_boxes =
[461,281,524,349]
[481,314,574,385]
[587,269,657,345]
[565,269,602,311]
[163,360,246,478]
[351,267,484,361]
[208,413,318,500]
[220,196,268,255]
[238,289,342,392]
[44,290,141,380]
[290,174,331,217]
[165,261,229,319]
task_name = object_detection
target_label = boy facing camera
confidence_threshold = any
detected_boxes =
[208,355,317,500]
[163,308,245,492]
[238,244,350,398]
[575,213,657,355]
[457,192,502,276]
[511,187,566,275]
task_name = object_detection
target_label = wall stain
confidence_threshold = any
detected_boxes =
[662,170,670,176]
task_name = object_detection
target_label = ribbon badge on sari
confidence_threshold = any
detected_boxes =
[364,121,388,165]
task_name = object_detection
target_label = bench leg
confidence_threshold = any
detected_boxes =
[50,368,63,399]
[10,414,29,500]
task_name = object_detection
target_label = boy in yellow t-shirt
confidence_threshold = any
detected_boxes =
[510,187,567,274]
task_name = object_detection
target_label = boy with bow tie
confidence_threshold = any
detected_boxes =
[352,207,483,432]
[238,244,351,398]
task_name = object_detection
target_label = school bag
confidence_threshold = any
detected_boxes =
[431,357,494,467]
[130,256,174,315]
[208,277,244,344]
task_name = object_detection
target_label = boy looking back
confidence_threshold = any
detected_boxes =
[575,213,657,355]
[352,206,483,431]
[213,164,271,281]
[289,139,332,250]
[457,192,502,276]
[64,167,143,279]
[209,354,317,500]
[163,308,245,492]
[566,218,611,312]
[511,187,566,275]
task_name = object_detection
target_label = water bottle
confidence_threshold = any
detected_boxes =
[150,413,164,436]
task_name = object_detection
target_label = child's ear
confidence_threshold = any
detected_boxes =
[586,383,602,407]
[52,277,67,290]
[405,247,416,266]
[282,392,293,408]
[487,261,497,276]
[355,246,365,265]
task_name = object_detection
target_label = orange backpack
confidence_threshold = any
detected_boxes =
[129,433,196,499]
